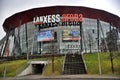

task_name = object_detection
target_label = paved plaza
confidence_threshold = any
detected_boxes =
[0,74,120,80]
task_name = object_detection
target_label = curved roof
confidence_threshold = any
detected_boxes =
[3,6,120,32]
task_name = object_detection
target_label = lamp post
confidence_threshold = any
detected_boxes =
[109,23,114,74]
[97,19,102,75]
[79,22,83,54]
[51,41,54,73]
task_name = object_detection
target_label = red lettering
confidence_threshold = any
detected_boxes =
[69,14,74,22]
[62,14,68,22]
[78,14,83,22]
[62,14,83,22]
[74,14,79,22]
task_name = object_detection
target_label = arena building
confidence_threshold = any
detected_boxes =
[0,6,120,57]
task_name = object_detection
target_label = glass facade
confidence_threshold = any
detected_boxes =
[12,18,118,55]
[1,18,120,56]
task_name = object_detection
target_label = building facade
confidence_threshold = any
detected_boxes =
[0,6,120,57]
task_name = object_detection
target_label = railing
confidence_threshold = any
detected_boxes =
[63,53,87,74]
[0,54,64,63]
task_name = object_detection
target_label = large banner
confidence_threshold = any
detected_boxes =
[37,30,54,42]
[62,29,80,41]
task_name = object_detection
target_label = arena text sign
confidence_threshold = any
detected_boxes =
[33,14,83,27]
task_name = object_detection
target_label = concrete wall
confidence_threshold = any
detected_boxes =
[17,64,33,77]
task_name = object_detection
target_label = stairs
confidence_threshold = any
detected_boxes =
[63,53,87,74]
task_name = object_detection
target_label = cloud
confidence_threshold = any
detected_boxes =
[111,0,120,10]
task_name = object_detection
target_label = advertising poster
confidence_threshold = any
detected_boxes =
[62,29,80,41]
[37,30,54,42]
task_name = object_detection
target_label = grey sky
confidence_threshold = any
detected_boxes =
[0,0,120,40]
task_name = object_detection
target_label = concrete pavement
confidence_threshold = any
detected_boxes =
[0,74,120,80]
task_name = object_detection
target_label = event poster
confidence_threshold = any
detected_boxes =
[62,29,80,41]
[37,30,54,42]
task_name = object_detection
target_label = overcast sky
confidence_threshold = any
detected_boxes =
[0,0,120,40]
